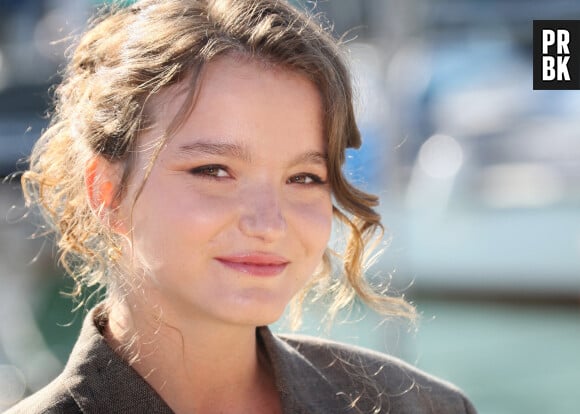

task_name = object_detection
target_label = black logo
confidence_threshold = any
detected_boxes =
[533,20,580,90]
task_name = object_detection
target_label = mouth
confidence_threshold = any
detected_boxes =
[215,253,289,277]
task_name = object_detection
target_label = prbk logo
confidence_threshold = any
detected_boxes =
[533,20,580,90]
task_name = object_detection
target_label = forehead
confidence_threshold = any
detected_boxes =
[152,55,320,112]
[144,55,325,148]
[133,54,328,173]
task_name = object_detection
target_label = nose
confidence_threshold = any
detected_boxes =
[238,185,286,243]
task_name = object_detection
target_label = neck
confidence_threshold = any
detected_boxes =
[103,295,280,414]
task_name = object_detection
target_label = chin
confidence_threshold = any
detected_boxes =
[215,288,298,326]
[225,302,288,327]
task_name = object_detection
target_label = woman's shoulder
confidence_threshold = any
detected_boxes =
[263,329,477,414]
[5,306,173,414]
[280,332,466,391]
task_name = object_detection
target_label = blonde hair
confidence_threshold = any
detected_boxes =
[23,0,415,324]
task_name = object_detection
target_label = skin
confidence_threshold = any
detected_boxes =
[90,55,333,414]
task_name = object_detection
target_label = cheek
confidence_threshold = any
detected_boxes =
[291,196,333,254]
[124,182,234,265]
[138,189,233,240]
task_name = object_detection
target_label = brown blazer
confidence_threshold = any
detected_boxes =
[6,308,477,413]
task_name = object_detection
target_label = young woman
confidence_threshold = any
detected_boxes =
[8,0,477,413]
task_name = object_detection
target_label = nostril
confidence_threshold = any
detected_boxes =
[238,200,286,241]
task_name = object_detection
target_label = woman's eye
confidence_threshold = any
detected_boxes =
[287,173,325,185]
[189,165,230,178]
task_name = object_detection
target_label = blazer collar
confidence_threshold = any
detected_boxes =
[62,307,347,413]
[258,327,353,414]
[62,306,173,413]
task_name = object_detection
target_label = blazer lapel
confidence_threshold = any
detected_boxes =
[259,327,354,414]
[62,307,174,414]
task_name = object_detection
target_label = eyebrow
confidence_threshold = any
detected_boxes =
[176,141,252,162]
[289,151,328,167]
[175,140,327,166]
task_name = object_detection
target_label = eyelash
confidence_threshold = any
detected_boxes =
[287,173,326,185]
[189,164,230,179]
[189,165,326,185]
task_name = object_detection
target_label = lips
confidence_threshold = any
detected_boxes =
[215,253,289,277]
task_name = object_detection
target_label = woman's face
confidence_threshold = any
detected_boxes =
[117,55,332,327]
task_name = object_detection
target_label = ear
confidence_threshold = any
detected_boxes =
[86,156,124,230]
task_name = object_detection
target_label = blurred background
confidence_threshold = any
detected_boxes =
[1,0,579,413]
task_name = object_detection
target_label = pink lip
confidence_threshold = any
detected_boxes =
[215,253,289,277]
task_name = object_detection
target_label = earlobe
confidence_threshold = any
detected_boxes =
[86,157,122,230]
[86,157,116,210]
